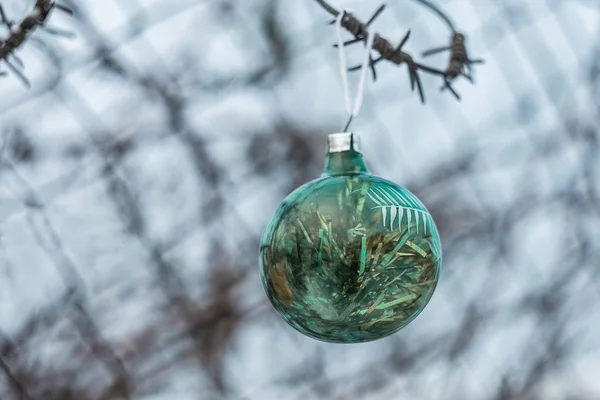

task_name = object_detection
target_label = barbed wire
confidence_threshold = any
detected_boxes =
[409,0,484,99]
[314,0,484,102]
[0,0,72,87]
[315,0,445,103]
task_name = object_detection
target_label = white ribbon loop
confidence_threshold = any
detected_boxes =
[335,11,376,125]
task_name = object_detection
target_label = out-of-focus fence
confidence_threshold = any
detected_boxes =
[0,0,599,399]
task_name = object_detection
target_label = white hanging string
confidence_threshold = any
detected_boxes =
[335,11,376,132]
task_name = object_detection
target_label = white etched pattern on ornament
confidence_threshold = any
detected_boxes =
[369,185,442,260]
[367,186,433,236]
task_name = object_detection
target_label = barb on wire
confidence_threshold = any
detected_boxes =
[315,0,446,104]
[409,0,484,100]
[333,4,386,81]
[0,0,74,88]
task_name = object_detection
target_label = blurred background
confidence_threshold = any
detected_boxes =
[0,0,599,399]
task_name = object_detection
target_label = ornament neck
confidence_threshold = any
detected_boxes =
[322,133,370,177]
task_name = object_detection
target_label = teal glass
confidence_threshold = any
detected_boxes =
[259,133,442,343]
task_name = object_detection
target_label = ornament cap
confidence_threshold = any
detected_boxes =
[327,132,360,153]
[323,132,370,177]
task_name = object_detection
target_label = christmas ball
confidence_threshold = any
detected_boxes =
[259,133,442,343]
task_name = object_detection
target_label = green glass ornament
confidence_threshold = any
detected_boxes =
[259,133,442,343]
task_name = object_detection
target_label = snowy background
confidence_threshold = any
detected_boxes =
[0,0,599,399]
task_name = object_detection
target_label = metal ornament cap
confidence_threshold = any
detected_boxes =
[327,132,361,153]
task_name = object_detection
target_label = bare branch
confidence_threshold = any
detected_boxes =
[0,357,36,400]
